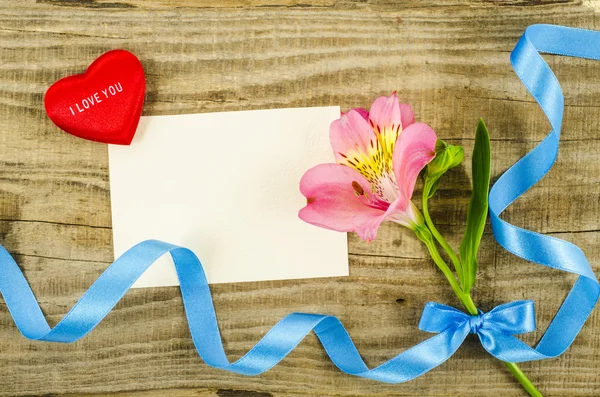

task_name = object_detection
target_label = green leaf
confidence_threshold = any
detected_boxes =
[460,119,491,292]
[425,140,464,198]
[427,178,443,199]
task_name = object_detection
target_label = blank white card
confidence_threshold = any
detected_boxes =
[108,106,348,288]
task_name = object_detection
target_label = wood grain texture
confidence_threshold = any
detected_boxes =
[0,0,599,396]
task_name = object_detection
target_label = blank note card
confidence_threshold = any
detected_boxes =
[108,106,349,288]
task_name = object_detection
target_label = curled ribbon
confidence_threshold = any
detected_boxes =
[0,240,538,383]
[489,24,600,360]
[0,24,598,383]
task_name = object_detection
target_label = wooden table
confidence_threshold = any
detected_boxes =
[0,1,598,396]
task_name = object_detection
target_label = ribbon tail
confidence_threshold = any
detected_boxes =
[0,240,177,342]
[0,239,474,383]
[174,244,474,382]
[489,24,600,362]
[0,246,51,339]
[317,320,471,383]
[478,329,546,363]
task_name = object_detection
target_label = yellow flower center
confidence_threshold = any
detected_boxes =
[337,122,401,202]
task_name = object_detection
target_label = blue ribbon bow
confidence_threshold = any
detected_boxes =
[0,24,598,384]
[419,301,538,363]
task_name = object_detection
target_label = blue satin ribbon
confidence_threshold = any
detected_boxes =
[489,24,600,360]
[0,240,538,382]
[0,24,598,384]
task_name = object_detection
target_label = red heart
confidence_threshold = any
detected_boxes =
[44,50,146,145]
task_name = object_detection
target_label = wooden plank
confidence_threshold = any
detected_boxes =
[0,0,599,396]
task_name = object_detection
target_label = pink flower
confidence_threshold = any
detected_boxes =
[299,93,437,241]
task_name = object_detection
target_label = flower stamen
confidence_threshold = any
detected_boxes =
[352,181,365,196]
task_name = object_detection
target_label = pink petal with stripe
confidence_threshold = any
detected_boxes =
[399,102,416,129]
[393,122,438,205]
[299,163,391,241]
[369,93,401,132]
[330,109,376,164]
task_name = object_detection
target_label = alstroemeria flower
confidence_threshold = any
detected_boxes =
[299,93,437,241]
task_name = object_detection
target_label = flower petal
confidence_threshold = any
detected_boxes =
[384,199,424,228]
[399,103,416,129]
[367,93,402,180]
[330,109,376,164]
[356,198,424,240]
[353,212,387,242]
[330,110,393,199]
[299,163,389,241]
[393,122,437,205]
[369,93,401,132]
[353,107,369,120]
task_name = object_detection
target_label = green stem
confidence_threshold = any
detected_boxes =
[416,227,543,397]
[418,229,463,301]
[422,181,464,284]
[504,362,544,397]
[458,288,478,316]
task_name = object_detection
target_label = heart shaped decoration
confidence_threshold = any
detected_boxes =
[44,50,146,145]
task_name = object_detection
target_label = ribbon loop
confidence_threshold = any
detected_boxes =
[418,302,469,333]
[481,301,536,335]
